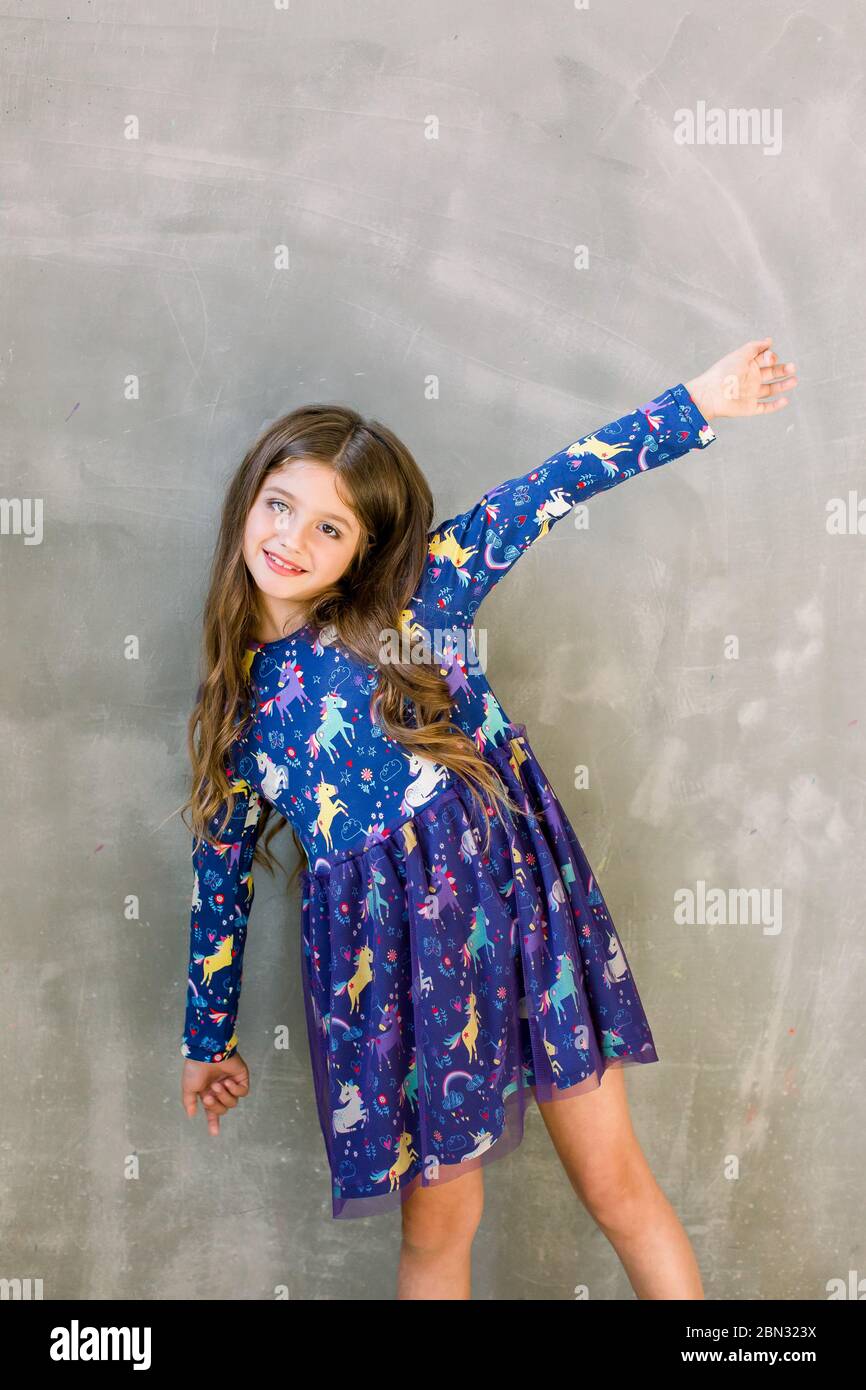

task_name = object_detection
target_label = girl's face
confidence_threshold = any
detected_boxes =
[243,459,364,636]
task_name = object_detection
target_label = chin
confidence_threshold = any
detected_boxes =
[259,562,300,588]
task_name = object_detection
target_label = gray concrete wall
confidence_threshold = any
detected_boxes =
[2,0,862,1300]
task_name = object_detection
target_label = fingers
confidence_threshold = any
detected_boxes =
[216,1073,250,1095]
[753,344,797,413]
[208,1079,244,1109]
[200,1090,225,1136]
[759,355,796,380]
[756,348,797,384]
[181,1081,201,1118]
[757,370,798,411]
[181,1058,251,1136]
[201,1087,231,1117]
[198,1076,247,1135]
[761,374,796,395]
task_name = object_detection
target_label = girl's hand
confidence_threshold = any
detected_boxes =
[181,1053,250,1136]
[684,338,798,422]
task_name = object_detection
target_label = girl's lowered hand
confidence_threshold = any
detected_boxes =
[684,338,798,422]
[181,1053,251,1137]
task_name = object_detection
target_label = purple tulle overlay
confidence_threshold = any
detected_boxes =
[300,723,659,1219]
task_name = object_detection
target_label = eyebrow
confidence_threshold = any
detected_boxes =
[264,485,354,528]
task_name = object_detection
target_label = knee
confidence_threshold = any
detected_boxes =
[401,1173,484,1255]
[579,1155,654,1234]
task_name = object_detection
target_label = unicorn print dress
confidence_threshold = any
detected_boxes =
[181,382,716,1219]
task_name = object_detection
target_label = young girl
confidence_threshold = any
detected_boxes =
[179,339,797,1299]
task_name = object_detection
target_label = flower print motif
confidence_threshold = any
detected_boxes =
[361,767,373,783]
[437,953,458,980]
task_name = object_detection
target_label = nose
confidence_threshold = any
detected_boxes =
[269,511,307,563]
[272,510,300,543]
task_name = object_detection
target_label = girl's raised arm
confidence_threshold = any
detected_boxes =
[417,382,716,621]
[180,771,264,1064]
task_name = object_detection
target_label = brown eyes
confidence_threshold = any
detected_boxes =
[265,497,342,539]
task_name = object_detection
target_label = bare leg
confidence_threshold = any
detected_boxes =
[397,1168,484,1300]
[536,1065,704,1299]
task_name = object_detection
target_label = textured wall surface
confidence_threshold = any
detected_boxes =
[1,0,863,1302]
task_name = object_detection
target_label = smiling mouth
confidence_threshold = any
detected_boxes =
[264,549,306,575]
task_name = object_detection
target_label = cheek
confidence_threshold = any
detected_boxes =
[243,511,267,556]
[307,535,342,569]
[333,536,358,569]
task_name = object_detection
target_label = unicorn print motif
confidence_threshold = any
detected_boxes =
[603,929,630,984]
[540,953,580,1023]
[258,657,312,722]
[461,1127,497,1161]
[333,1081,368,1135]
[535,485,575,538]
[417,863,461,923]
[426,526,478,587]
[543,1028,564,1078]
[333,942,375,1014]
[459,825,482,863]
[306,692,355,763]
[445,990,481,1063]
[197,933,234,988]
[480,692,510,748]
[371,1130,420,1193]
[401,751,450,813]
[311,777,348,851]
[362,863,387,923]
[365,1003,403,1071]
[567,432,633,474]
[253,749,289,801]
[241,788,263,833]
[460,903,496,968]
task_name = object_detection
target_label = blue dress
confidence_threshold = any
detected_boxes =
[181,383,716,1218]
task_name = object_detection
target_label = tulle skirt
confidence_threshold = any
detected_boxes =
[299,723,659,1219]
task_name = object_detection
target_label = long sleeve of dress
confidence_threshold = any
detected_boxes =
[180,771,265,1063]
[417,382,716,620]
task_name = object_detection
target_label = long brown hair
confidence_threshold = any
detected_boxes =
[180,404,525,897]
